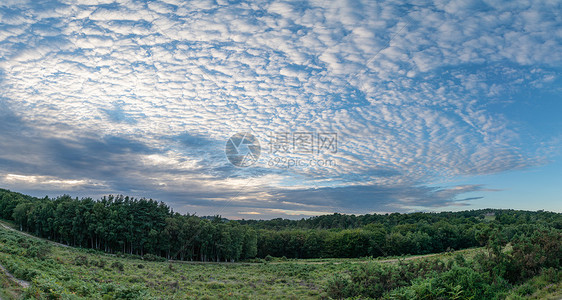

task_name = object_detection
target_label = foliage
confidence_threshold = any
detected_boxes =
[0,220,560,299]
[142,253,166,262]
[326,224,562,299]
[0,189,257,262]
[1,188,561,262]
[74,255,88,266]
[0,224,334,298]
[0,188,561,299]
[111,261,125,272]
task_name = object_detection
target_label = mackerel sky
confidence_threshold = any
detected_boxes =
[0,0,560,219]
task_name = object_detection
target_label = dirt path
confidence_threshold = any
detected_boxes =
[169,248,477,266]
[0,263,30,289]
[372,253,441,264]
[266,253,442,265]
[0,223,33,290]
[284,248,477,265]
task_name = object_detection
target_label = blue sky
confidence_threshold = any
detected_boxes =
[0,0,560,219]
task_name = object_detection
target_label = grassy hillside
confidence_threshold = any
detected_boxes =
[2,218,321,299]
[0,220,560,299]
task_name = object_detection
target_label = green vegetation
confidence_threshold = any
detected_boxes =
[2,188,561,263]
[325,228,561,299]
[249,209,561,259]
[0,267,24,299]
[0,222,376,299]
[0,189,257,262]
[0,222,560,299]
[0,188,560,299]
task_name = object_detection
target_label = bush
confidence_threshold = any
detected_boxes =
[115,253,142,260]
[25,275,67,298]
[142,253,166,262]
[95,259,106,268]
[17,238,29,249]
[325,273,351,299]
[326,263,404,299]
[113,286,147,299]
[206,281,225,289]
[515,282,537,296]
[325,226,562,299]
[111,261,124,272]
[477,228,562,284]
[24,244,51,260]
[74,255,88,266]
[11,265,38,281]
[101,284,148,299]
[325,258,493,299]
[67,279,96,297]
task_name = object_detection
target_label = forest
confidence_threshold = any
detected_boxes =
[0,188,561,263]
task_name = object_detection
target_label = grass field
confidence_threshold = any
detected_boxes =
[0,220,560,299]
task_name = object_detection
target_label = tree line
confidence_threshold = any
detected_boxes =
[0,189,257,262]
[1,188,560,262]
[249,209,562,258]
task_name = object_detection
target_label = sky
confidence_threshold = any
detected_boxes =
[0,0,560,219]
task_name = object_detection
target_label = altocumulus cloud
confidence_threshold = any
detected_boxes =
[0,0,560,218]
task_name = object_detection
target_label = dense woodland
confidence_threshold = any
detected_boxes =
[0,189,257,262]
[1,188,561,263]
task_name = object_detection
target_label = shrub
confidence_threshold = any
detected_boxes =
[74,255,88,266]
[325,258,482,299]
[325,273,351,299]
[95,259,106,268]
[142,253,166,262]
[24,244,51,260]
[206,281,225,289]
[515,282,536,296]
[12,266,38,281]
[111,261,124,272]
[25,275,66,298]
[128,276,145,283]
[113,286,147,299]
[67,279,95,297]
[101,284,148,299]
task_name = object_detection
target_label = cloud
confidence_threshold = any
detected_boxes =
[0,0,560,218]
[101,101,143,124]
